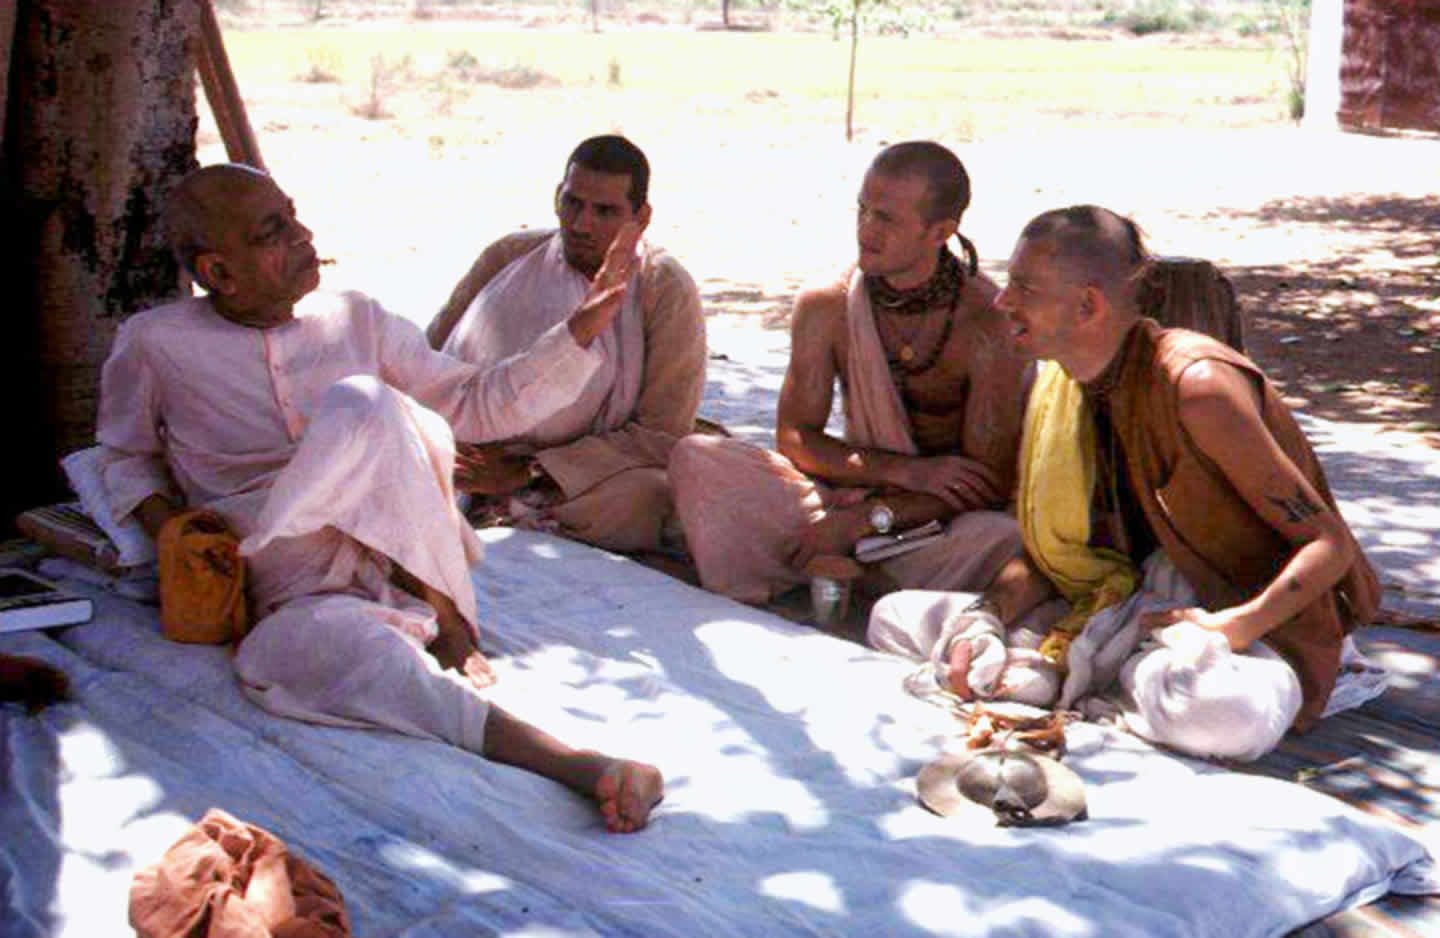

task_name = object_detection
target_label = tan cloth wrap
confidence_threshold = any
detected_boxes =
[128,807,351,938]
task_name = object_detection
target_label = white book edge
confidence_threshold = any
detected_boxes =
[0,567,95,634]
[854,520,946,564]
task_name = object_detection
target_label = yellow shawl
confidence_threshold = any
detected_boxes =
[1017,361,1138,667]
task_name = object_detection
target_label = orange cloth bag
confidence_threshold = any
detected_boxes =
[157,509,249,644]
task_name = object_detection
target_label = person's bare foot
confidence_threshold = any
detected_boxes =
[594,760,664,833]
[947,637,976,698]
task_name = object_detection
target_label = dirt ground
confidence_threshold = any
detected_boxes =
[201,20,1440,447]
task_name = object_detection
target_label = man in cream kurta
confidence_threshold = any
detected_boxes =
[427,135,705,555]
[97,164,662,833]
[669,142,1028,610]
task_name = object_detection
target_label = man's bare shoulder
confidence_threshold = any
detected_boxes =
[791,269,852,324]
[958,271,1003,323]
[1173,357,1259,413]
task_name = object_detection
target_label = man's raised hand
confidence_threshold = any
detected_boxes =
[567,219,647,347]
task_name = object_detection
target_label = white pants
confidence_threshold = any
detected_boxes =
[235,593,490,754]
[869,552,1304,763]
[231,377,492,753]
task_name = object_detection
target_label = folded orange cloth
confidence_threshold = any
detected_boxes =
[157,509,249,644]
[129,807,351,938]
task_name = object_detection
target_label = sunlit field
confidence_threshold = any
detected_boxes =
[219,25,1294,140]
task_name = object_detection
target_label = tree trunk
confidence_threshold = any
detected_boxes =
[845,0,859,141]
[722,0,730,28]
[4,0,198,527]
[1,0,18,145]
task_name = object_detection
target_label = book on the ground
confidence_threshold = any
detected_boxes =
[854,520,945,564]
[0,566,94,633]
[15,502,138,575]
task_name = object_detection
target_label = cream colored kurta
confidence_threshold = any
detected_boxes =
[670,271,1021,604]
[436,230,706,552]
[97,290,603,753]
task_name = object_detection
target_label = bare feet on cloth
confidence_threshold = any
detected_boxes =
[595,760,665,834]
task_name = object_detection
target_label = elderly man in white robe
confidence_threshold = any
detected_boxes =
[97,163,662,833]
[427,134,705,556]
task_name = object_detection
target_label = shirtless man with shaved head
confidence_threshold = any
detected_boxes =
[98,163,662,831]
[670,141,1030,616]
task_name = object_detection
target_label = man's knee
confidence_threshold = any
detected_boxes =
[313,375,402,427]
[1121,635,1301,762]
[668,433,725,496]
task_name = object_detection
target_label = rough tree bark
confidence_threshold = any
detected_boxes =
[4,0,198,527]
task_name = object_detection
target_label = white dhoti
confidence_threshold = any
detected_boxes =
[231,376,492,753]
[871,553,1307,762]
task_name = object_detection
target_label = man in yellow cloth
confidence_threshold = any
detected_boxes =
[427,135,705,555]
[669,141,1029,609]
[97,164,661,831]
[869,204,1381,762]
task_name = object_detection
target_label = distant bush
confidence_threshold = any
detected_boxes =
[296,46,343,83]
[352,52,412,119]
[446,49,481,72]
[1102,2,1208,36]
[444,48,553,88]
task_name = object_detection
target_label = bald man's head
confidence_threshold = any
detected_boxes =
[1017,205,1149,311]
[165,163,321,327]
[166,163,272,290]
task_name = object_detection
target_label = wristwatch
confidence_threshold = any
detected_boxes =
[868,501,895,535]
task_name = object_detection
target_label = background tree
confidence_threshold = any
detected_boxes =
[1269,0,1312,120]
[791,0,910,140]
[3,0,198,529]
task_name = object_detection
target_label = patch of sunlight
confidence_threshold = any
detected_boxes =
[683,753,830,831]
[900,883,1087,935]
[378,840,512,893]
[1381,529,1436,547]
[524,539,564,560]
[60,776,165,835]
[879,792,997,843]
[57,722,127,776]
[504,644,660,690]
[896,881,983,932]
[759,871,846,914]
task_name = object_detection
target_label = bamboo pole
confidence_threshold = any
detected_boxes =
[195,0,265,170]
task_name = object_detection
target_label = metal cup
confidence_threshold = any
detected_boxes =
[810,575,852,629]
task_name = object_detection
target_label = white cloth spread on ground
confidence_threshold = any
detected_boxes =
[2,531,1435,938]
[441,231,643,447]
[670,272,1020,603]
